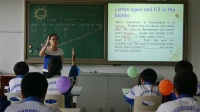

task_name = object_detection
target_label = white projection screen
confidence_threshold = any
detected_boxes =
[107,1,187,65]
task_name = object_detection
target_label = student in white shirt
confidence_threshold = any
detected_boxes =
[167,60,200,101]
[9,61,29,93]
[46,48,78,94]
[46,48,79,108]
[156,70,200,112]
[124,68,161,105]
[175,60,200,96]
[5,72,61,112]
[46,56,63,94]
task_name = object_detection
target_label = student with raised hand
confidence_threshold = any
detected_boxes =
[46,48,79,108]
[46,48,78,94]
[9,61,29,93]
[64,48,80,108]
[124,68,161,105]
[68,48,79,82]
[156,70,200,112]
[39,34,64,77]
[5,72,61,112]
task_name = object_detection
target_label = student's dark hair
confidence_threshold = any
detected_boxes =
[13,61,29,75]
[47,56,62,78]
[175,60,193,73]
[21,72,48,98]
[173,70,197,96]
[140,68,157,83]
[49,34,59,39]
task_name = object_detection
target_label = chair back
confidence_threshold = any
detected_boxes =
[134,96,162,112]
[194,96,200,101]
[6,93,22,105]
[44,94,64,108]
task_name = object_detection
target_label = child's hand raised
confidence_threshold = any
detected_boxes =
[72,48,76,65]
[72,48,75,55]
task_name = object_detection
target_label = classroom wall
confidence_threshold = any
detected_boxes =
[0,0,199,81]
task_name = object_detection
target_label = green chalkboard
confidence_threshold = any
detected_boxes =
[26,3,105,63]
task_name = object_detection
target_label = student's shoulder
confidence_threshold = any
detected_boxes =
[133,85,144,89]
[4,103,21,112]
[157,101,176,111]
[130,85,143,93]
[10,102,61,112]
[9,78,15,83]
[5,105,61,112]
[9,77,22,83]
[8,78,17,84]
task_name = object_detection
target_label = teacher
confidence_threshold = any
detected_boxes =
[39,34,64,76]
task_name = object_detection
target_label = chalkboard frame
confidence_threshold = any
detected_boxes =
[25,1,107,64]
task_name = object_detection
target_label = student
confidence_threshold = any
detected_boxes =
[39,34,64,76]
[167,60,200,101]
[9,61,29,93]
[156,70,200,112]
[174,60,193,73]
[5,72,61,112]
[46,48,78,94]
[0,92,11,112]
[64,48,79,108]
[46,48,79,108]
[68,48,79,81]
[46,56,62,94]
[124,68,161,105]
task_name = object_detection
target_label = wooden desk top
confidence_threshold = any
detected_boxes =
[59,108,80,112]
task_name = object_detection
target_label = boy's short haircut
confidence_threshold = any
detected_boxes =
[21,72,48,98]
[140,68,157,83]
[173,70,197,96]
[175,60,193,73]
[13,61,29,75]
